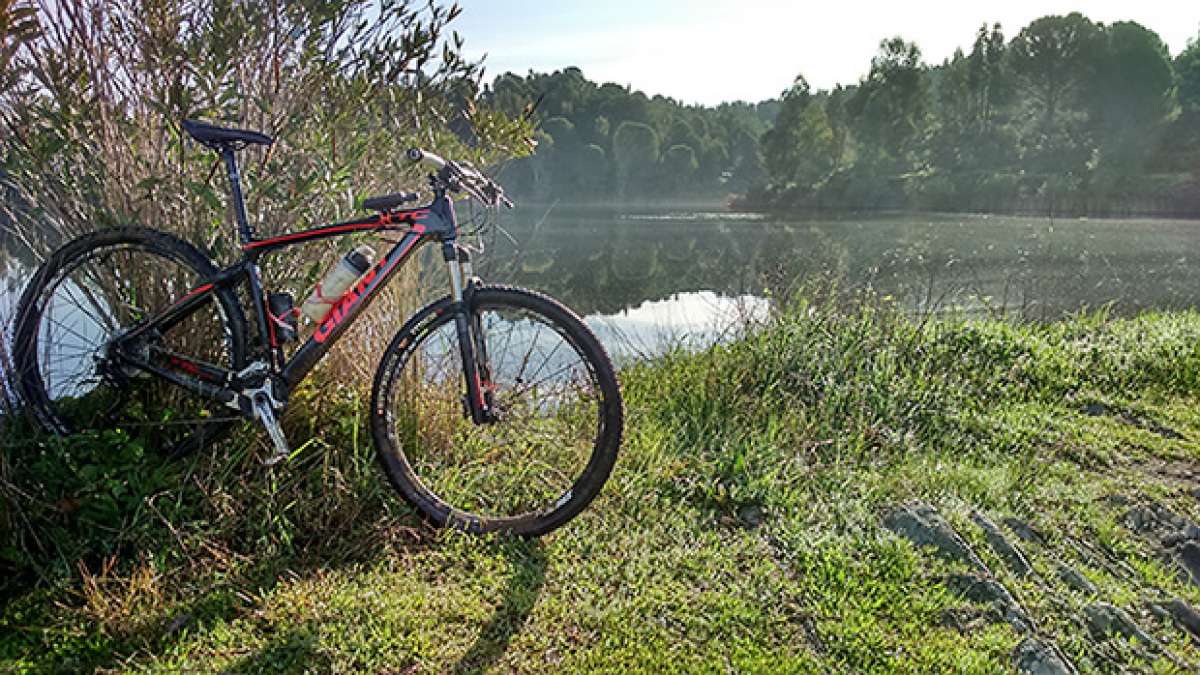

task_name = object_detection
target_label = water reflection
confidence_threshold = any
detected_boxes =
[483,207,1200,328]
[1,258,24,403]
[584,291,770,364]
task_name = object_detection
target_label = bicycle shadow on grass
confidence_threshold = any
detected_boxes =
[217,539,548,674]
[450,540,548,674]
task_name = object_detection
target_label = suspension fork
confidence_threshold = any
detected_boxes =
[445,242,493,424]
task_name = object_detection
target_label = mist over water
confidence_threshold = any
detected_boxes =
[478,205,1200,355]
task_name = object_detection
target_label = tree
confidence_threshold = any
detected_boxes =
[1178,31,1200,112]
[1090,22,1171,128]
[661,144,699,194]
[966,23,1012,137]
[541,116,578,147]
[578,144,611,195]
[1169,30,1200,173]
[665,119,702,152]
[929,49,973,172]
[929,24,1015,175]
[696,141,729,191]
[824,86,853,173]
[1008,13,1104,123]
[1008,14,1105,190]
[1087,22,1174,177]
[612,121,660,198]
[760,76,813,184]
[847,38,929,171]
[480,67,760,200]
[760,76,837,192]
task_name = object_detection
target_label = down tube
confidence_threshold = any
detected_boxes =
[281,228,430,389]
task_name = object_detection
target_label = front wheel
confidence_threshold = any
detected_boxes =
[370,286,623,536]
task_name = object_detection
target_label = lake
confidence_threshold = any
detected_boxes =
[471,206,1200,359]
[5,208,1200,363]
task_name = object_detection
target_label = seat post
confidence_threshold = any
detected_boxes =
[221,147,254,244]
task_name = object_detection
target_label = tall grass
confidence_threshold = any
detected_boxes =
[0,0,531,393]
[0,0,533,594]
[623,288,1200,519]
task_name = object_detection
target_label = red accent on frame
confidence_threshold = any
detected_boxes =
[241,210,431,251]
[265,298,278,347]
[472,369,485,405]
[167,354,201,376]
[178,283,214,304]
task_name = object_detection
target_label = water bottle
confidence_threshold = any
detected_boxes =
[300,245,375,323]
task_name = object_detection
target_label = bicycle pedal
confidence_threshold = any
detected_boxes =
[252,394,291,465]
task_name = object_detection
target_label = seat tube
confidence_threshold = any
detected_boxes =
[222,148,254,244]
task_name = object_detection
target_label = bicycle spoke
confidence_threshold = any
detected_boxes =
[22,234,242,448]
[382,295,610,523]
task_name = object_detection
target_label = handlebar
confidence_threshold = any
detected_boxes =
[407,147,513,209]
[406,147,446,170]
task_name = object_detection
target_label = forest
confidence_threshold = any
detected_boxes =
[481,68,777,201]
[490,13,1200,216]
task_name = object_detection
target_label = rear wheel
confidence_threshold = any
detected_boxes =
[11,227,247,453]
[370,286,622,536]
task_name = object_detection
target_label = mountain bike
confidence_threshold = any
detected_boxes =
[11,119,623,536]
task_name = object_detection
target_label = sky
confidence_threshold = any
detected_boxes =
[453,1,1200,106]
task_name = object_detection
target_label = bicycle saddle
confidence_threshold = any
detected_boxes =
[182,119,273,149]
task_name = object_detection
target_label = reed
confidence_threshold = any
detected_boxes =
[0,0,531,397]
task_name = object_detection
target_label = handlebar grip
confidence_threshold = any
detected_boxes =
[407,147,447,170]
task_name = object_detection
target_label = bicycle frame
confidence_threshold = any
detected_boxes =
[112,146,482,417]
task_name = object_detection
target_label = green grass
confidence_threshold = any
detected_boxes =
[5,296,1200,672]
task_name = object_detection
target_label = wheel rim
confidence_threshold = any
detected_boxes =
[383,300,610,524]
[21,242,239,441]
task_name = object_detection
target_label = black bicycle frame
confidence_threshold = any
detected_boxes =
[115,148,474,414]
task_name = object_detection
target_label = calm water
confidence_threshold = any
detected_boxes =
[467,207,1200,358]
[6,208,1200,362]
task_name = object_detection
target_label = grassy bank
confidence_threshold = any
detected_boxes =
[4,295,1200,672]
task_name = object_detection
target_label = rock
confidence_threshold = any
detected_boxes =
[1160,599,1200,641]
[1160,523,1200,547]
[1013,637,1075,675]
[1124,505,1163,537]
[736,503,765,529]
[1056,565,1098,595]
[1123,502,1200,585]
[1083,603,1156,645]
[1100,494,1132,508]
[1148,420,1184,440]
[949,574,1012,604]
[1003,517,1045,545]
[884,503,985,571]
[972,512,1032,577]
[1124,503,1200,544]
[1083,402,1108,417]
[1174,541,1200,587]
[948,574,1031,633]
